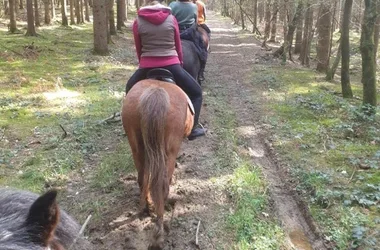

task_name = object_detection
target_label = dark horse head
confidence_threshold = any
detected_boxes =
[0,188,91,250]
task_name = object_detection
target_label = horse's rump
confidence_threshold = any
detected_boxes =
[197,25,210,51]
[123,80,193,140]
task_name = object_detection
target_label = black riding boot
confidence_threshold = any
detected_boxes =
[188,108,205,140]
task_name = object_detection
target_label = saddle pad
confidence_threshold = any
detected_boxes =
[186,94,195,115]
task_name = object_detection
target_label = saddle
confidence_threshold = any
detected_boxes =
[147,68,175,83]
[146,68,195,115]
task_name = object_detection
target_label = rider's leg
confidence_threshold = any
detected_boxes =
[125,68,150,94]
[164,64,205,140]
[197,32,208,82]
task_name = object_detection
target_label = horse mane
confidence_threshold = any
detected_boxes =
[138,87,170,215]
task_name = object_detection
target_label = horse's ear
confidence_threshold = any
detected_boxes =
[26,190,60,246]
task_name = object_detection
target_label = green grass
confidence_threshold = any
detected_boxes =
[206,85,285,249]
[252,65,380,249]
[92,141,135,191]
[0,22,134,194]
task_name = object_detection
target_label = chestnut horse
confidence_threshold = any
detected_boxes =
[121,79,194,249]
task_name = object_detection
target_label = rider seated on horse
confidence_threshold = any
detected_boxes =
[193,0,211,38]
[169,0,208,81]
[125,0,205,140]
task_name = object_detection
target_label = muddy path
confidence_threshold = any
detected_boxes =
[72,12,328,250]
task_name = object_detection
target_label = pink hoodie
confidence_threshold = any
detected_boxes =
[133,5,183,68]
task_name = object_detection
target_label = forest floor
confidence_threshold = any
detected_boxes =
[1,10,379,250]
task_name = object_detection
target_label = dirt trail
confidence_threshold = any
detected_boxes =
[204,13,328,250]
[84,12,328,250]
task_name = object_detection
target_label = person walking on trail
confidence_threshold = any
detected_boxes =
[169,0,208,81]
[193,0,211,38]
[125,0,205,140]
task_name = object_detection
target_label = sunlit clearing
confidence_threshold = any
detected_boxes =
[213,43,260,48]
[39,25,62,30]
[263,91,286,101]
[112,91,125,99]
[211,50,236,54]
[43,89,81,102]
[125,65,137,70]
[237,125,257,137]
[212,34,239,38]
[237,126,265,157]
[211,27,240,32]
[288,85,312,94]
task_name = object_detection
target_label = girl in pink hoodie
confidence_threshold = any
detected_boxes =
[126,0,205,140]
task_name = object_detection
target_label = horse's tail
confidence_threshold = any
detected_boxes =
[139,86,170,215]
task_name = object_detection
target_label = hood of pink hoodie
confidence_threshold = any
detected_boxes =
[138,7,171,25]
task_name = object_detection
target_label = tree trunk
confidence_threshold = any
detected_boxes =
[4,0,9,15]
[373,2,380,71]
[239,0,245,30]
[43,0,50,24]
[281,0,288,40]
[221,0,227,16]
[294,9,304,53]
[51,0,55,19]
[329,1,338,60]
[300,3,314,66]
[84,0,90,21]
[61,0,68,25]
[253,0,257,33]
[341,0,353,98]
[258,0,264,23]
[75,0,80,23]
[337,0,343,30]
[360,0,377,110]
[316,3,332,72]
[34,0,40,26]
[264,0,271,39]
[358,0,363,31]
[326,41,341,80]
[94,0,108,54]
[117,0,125,30]
[70,0,75,24]
[274,1,304,63]
[14,0,19,13]
[9,0,17,33]
[108,0,116,35]
[19,0,24,9]
[25,0,37,36]
[268,0,277,42]
[80,0,84,23]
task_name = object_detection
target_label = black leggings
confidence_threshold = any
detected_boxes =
[126,64,202,126]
